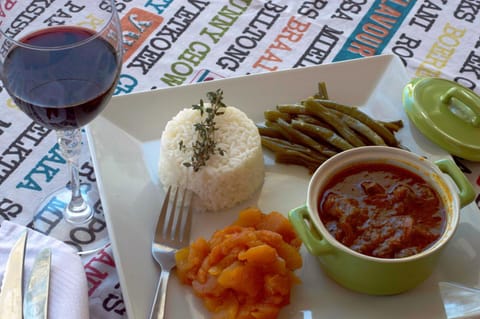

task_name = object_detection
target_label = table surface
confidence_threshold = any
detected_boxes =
[1,1,479,318]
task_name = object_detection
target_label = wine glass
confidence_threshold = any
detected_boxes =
[0,1,123,253]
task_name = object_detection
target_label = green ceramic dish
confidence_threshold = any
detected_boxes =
[289,146,475,295]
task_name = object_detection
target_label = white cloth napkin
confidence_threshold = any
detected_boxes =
[0,221,90,319]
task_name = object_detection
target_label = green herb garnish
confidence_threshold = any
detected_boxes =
[179,89,227,171]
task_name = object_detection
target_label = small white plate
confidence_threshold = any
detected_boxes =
[87,54,480,319]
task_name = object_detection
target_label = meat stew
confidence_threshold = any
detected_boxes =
[318,163,446,259]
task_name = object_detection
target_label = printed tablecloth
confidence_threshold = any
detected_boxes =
[0,1,479,318]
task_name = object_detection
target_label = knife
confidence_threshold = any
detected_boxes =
[23,247,51,319]
[0,230,27,319]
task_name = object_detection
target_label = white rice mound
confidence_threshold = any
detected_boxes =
[158,105,265,211]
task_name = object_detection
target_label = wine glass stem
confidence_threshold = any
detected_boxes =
[57,128,93,224]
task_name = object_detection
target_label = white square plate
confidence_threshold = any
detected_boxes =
[87,54,480,319]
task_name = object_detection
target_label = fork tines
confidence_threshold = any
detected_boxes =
[156,186,193,244]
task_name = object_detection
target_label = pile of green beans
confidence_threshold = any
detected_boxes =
[257,82,404,173]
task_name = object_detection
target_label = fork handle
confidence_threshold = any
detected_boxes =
[149,270,171,319]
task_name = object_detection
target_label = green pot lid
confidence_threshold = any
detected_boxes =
[403,77,480,161]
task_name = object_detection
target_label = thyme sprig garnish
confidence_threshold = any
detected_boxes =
[179,89,227,171]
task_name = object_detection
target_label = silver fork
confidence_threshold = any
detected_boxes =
[149,186,193,319]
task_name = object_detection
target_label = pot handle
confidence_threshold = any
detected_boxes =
[440,87,480,128]
[288,205,333,256]
[435,158,475,208]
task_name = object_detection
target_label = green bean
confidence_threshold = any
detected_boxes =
[314,81,329,100]
[276,104,308,116]
[257,82,404,174]
[275,149,324,174]
[264,121,291,141]
[295,114,332,128]
[256,124,284,139]
[261,136,327,161]
[264,110,291,122]
[316,99,399,146]
[275,118,338,157]
[264,120,277,128]
[303,98,366,147]
[327,108,386,146]
[291,120,354,151]
[379,120,404,132]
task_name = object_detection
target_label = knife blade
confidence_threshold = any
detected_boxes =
[23,247,51,319]
[0,230,27,319]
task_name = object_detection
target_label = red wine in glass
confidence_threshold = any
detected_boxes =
[0,0,123,253]
[2,26,120,130]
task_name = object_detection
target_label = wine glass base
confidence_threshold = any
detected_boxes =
[30,183,109,255]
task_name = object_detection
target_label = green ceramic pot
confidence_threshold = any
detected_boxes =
[289,146,475,295]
